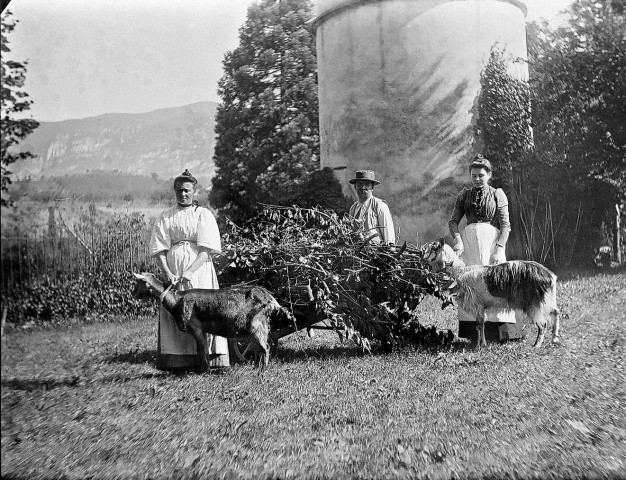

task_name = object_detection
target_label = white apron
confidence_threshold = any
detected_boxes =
[159,241,229,358]
[459,223,517,324]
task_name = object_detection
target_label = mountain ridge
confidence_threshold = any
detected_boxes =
[13,101,219,184]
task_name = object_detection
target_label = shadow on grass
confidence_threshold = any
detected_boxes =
[275,344,365,362]
[106,348,157,365]
[103,349,230,376]
[1,371,168,392]
[274,338,472,363]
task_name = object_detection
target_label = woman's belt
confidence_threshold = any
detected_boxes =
[174,240,195,247]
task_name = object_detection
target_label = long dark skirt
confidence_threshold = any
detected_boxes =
[458,317,525,343]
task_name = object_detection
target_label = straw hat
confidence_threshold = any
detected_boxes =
[348,170,380,185]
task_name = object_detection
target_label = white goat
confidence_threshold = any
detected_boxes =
[424,238,560,348]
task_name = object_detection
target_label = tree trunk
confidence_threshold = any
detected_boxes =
[504,175,526,260]
[507,193,526,260]
[615,203,623,265]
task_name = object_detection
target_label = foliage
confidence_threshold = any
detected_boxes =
[217,205,455,351]
[286,166,352,215]
[211,0,347,222]
[528,0,625,198]
[524,0,626,265]
[2,211,156,323]
[475,44,533,187]
[475,44,533,261]
[1,10,39,207]
[477,3,626,267]
[4,271,157,323]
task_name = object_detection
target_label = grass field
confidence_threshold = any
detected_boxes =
[1,271,625,479]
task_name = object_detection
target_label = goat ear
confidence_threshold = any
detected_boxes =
[438,237,446,247]
[132,272,146,280]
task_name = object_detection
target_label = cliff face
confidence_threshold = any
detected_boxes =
[13,101,218,184]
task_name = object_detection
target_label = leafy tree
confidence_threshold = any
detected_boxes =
[211,0,346,222]
[475,45,533,178]
[526,0,626,264]
[475,45,533,260]
[288,167,352,214]
[1,10,39,207]
[477,2,625,267]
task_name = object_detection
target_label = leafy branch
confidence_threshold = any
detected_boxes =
[217,205,456,352]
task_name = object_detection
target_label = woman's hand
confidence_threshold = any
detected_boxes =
[161,272,178,286]
[156,252,178,286]
[452,235,464,257]
[491,245,506,264]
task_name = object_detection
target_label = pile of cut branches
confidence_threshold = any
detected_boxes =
[217,205,456,351]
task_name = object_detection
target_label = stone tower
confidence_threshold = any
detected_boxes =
[313,0,528,242]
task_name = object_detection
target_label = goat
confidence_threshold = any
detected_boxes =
[132,272,294,372]
[423,238,560,348]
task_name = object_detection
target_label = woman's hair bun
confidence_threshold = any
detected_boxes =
[174,169,198,185]
[469,154,493,173]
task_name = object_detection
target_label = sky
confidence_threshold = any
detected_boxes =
[3,0,574,122]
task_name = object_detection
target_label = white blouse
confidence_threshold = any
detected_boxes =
[149,205,221,256]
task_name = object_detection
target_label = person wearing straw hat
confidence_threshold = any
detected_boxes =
[348,170,396,245]
[149,169,230,371]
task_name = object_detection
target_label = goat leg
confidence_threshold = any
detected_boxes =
[250,312,270,370]
[528,306,547,348]
[476,313,487,349]
[551,308,560,344]
[188,322,209,373]
[550,283,561,344]
[533,325,545,348]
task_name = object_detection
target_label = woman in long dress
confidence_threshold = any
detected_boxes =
[448,155,524,343]
[149,169,230,370]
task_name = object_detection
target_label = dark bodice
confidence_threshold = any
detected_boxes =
[448,186,511,244]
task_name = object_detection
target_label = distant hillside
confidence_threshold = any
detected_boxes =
[12,101,219,184]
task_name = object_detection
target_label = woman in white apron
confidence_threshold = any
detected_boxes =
[149,170,230,370]
[448,155,524,343]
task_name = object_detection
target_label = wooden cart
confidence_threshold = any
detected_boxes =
[227,306,333,363]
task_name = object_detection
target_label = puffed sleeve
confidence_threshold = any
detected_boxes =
[149,212,170,256]
[196,208,222,254]
[376,201,396,245]
[494,188,510,247]
[448,189,467,236]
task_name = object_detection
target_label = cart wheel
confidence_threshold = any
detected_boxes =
[228,338,278,364]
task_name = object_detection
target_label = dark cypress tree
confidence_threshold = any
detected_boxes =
[210,0,348,222]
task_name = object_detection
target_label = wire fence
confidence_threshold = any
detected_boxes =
[1,225,155,297]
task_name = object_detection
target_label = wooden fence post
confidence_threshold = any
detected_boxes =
[615,203,623,265]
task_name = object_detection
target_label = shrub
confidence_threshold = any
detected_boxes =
[5,271,156,325]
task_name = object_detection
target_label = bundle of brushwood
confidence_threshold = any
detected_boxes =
[217,205,456,352]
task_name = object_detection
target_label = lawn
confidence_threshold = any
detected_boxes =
[1,271,625,479]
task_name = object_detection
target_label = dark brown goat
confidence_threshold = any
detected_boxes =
[132,272,294,371]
